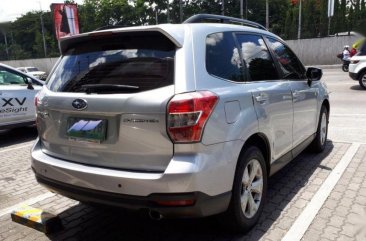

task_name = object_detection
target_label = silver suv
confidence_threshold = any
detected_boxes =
[32,14,329,231]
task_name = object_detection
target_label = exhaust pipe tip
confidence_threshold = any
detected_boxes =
[149,210,163,220]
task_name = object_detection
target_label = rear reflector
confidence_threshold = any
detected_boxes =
[167,91,218,143]
[154,199,195,207]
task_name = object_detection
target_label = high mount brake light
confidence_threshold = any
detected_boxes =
[167,91,218,143]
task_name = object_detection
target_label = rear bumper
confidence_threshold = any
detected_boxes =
[34,173,230,218]
[31,138,240,217]
[349,72,359,80]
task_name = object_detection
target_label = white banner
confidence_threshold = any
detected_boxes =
[328,0,335,17]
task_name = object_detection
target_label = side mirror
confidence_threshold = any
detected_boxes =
[25,78,34,90]
[306,67,323,82]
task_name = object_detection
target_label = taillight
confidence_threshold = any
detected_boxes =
[34,96,39,107]
[167,91,218,143]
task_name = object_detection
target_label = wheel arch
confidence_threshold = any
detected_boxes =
[238,133,271,177]
[357,67,366,78]
[322,99,330,117]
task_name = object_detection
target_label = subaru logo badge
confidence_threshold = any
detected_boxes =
[72,99,87,110]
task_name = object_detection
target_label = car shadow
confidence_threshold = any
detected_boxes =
[46,141,334,241]
[350,85,366,91]
[0,126,38,148]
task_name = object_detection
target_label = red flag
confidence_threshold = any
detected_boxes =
[51,3,80,40]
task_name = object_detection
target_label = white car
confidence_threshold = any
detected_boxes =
[17,66,47,80]
[349,43,366,89]
[0,63,43,130]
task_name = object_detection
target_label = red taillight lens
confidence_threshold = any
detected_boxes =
[34,96,39,107]
[167,91,218,143]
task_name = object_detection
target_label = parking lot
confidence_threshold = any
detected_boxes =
[0,68,365,241]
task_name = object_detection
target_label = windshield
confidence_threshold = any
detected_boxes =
[47,32,176,93]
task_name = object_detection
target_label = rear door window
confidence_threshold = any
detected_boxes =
[206,32,244,82]
[47,32,175,93]
[235,34,279,81]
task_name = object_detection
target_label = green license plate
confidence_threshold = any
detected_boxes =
[66,117,107,143]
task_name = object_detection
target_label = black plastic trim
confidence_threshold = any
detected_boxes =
[349,72,359,80]
[34,173,231,218]
[270,133,315,176]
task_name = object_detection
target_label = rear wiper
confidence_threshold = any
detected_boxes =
[81,84,139,93]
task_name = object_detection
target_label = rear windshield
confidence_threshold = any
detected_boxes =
[47,32,175,93]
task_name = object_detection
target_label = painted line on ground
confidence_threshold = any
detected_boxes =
[0,192,55,218]
[282,143,360,241]
[0,143,33,154]
[331,113,366,117]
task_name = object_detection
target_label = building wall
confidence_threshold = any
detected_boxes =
[1,57,59,74]
[286,36,360,65]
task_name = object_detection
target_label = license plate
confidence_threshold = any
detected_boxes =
[66,117,107,143]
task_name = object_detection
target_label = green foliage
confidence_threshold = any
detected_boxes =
[1,0,365,60]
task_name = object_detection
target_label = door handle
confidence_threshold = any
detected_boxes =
[255,94,268,104]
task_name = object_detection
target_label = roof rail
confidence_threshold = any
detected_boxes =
[183,14,267,31]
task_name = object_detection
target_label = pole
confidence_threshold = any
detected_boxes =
[221,0,225,16]
[3,31,9,60]
[38,1,47,57]
[240,0,243,19]
[167,2,170,23]
[328,16,331,36]
[40,13,47,57]
[297,0,302,39]
[179,0,183,23]
[245,0,248,19]
[266,0,269,29]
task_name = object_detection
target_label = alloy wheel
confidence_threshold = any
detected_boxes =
[320,112,327,146]
[240,159,263,219]
[362,74,366,88]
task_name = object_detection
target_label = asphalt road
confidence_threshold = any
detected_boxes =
[325,68,366,143]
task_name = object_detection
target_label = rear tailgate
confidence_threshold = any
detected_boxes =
[37,31,177,172]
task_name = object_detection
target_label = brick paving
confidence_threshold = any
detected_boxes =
[302,144,366,241]
[0,140,356,241]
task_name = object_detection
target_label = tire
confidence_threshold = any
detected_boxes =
[342,64,349,72]
[222,146,267,232]
[359,72,366,90]
[309,105,328,153]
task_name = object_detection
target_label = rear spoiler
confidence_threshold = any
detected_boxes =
[59,26,184,55]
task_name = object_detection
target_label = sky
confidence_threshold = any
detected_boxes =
[0,0,84,22]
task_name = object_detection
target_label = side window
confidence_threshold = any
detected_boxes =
[360,43,366,56]
[206,32,243,82]
[267,37,306,79]
[0,69,26,85]
[235,34,279,81]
